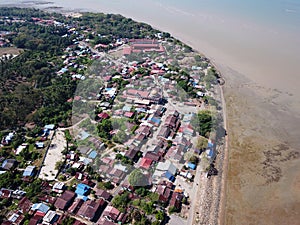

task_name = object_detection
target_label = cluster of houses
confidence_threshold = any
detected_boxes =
[0,124,55,174]
[0,17,24,47]
[0,180,126,225]
[0,12,220,225]
[0,30,11,48]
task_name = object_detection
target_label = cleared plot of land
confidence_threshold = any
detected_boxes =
[39,129,66,181]
[0,47,23,57]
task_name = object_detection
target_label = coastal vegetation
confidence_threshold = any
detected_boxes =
[192,110,215,138]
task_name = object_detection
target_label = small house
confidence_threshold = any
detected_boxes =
[54,190,76,210]
[75,183,91,198]
[77,199,106,221]
[1,159,17,170]
[22,166,36,177]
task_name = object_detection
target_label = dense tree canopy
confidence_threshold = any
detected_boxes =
[128,169,149,187]
[192,110,215,138]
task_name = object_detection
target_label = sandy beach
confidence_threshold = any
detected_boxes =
[1,1,300,224]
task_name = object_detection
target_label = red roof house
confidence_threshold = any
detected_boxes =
[98,112,110,120]
[139,157,153,169]
[102,206,120,222]
[68,198,84,214]
[124,111,135,118]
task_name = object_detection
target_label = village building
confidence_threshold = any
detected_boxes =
[43,210,58,224]
[95,189,112,201]
[139,157,153,170]
[68,198,84,214]
[22,166,36,178]
[1,159,17,170]
[18,197,32,213]
[156,181,173,204]
[77,199,107,221]
[54,190,76,210]
[124,146,140,162]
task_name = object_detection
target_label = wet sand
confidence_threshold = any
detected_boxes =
[220,65,300,225]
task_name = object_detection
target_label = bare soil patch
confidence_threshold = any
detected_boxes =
[0,47,23,57]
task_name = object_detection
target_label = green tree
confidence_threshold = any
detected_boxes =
[112,130,127,143]
[24,179,42,200]
[192,110,214,138]
[195,136,208,151]
[128,169,148,187]
[112,192,130,212]
[61,217,75,225]
[194,55,202,62]
[135,187,148,197]
[152,221,161,225]
[204,68,218,88]
[168,206,178,214]
[97,119,112,139]
[55,160,64,170]
[141,201,155,215]
[155,210,165,221]
[103,181,114,190]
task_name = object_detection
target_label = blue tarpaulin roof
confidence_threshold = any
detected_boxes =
[150,117,161,125]
[165,171,175,182]
[207,149,215,158]
[207,141,214,149]
[187,162,196,170]
[75,183,90,196]
[88,150,97,159]
[76,195,88,201]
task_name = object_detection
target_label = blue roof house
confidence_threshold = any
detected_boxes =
[206,149,216,162]
[149,117,161,126]
[79,131,90,140]
[31,203,50,213]
[88,150,97,159]
[35,142,44,149]
[23,166,36,177]
[75,183,90,196]
[165,171,175,182]
[207,141,214,149]
[44,124,55,130]
[187,162,196,170]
